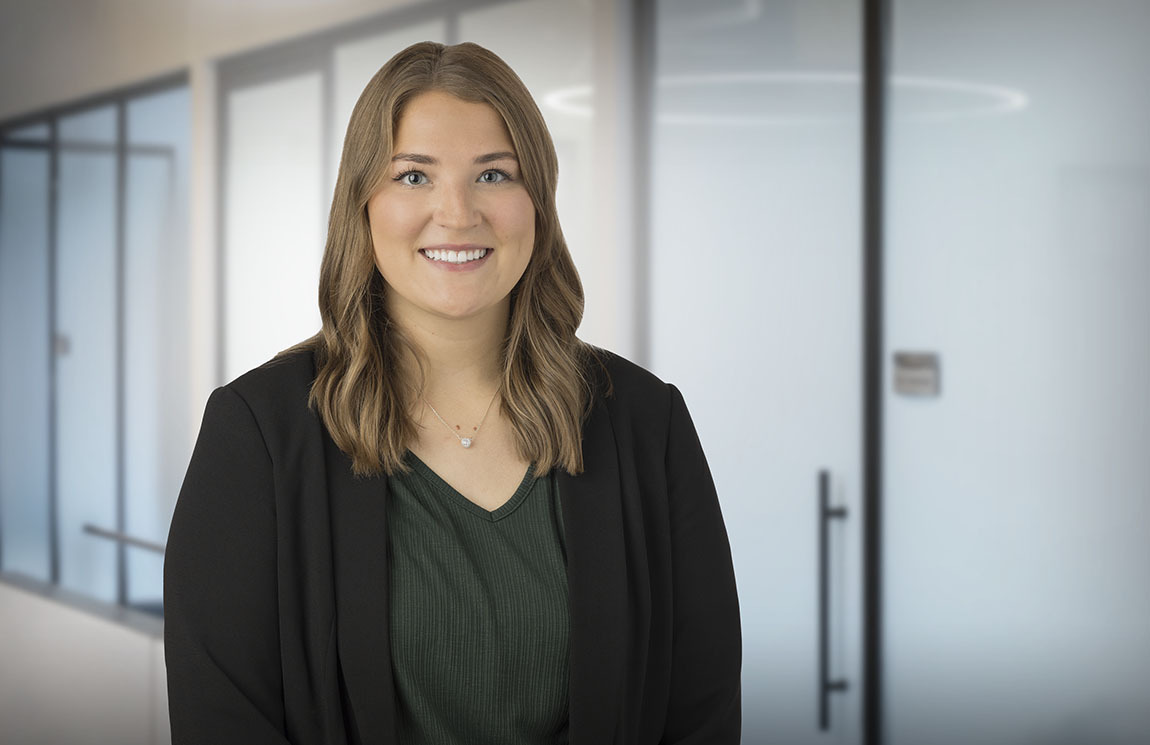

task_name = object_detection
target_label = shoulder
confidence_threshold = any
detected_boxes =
[582,343,676,422]
[580,346,709,482]
[210,345,318,442]
[227,346,316,405]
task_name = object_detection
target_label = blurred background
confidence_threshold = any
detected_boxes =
[1,0,1148,743]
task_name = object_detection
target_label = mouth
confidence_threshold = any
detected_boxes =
[419,246,492,265]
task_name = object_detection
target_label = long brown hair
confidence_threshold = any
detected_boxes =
[289,41,603,477]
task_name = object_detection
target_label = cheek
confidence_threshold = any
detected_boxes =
[496,191,537,246]
[368,195,423,247]
[366,203,405,281]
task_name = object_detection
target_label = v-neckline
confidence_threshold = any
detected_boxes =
[404,451,537,522]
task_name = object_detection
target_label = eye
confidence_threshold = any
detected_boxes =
[478,169,511,184]
[395,169,428,186]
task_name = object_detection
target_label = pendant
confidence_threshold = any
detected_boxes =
[460,438,473,448]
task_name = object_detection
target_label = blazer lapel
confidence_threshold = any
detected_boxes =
[326,435,397,745]
[558,393,628,745]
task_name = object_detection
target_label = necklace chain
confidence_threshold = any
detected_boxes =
[423,389,499,449]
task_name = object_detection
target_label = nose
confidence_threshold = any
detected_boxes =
[434,180,481,230]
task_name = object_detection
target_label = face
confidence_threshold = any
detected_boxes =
[366,90,536,326]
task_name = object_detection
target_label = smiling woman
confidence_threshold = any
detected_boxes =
[164,41,741,745]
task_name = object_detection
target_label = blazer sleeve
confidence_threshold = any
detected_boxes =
[661,383,742,744]
[164,386,292,744]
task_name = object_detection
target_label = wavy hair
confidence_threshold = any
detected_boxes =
[288,41,604,477]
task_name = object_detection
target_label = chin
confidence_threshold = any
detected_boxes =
[429,302,493,320]
[434,293,512,320]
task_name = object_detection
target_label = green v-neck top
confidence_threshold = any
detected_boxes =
[386,452,570,745]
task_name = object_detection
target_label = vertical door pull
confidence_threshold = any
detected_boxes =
[819,469,850,730]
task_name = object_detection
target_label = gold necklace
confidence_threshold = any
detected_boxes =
[423,389,499,449]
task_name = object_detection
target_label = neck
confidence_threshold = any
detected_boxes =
[389,299,509,400]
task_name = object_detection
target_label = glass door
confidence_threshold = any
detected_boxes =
[649,1,864,742]
[884,1,1150,742]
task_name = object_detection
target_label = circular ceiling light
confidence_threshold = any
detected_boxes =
[543,72,1028,126]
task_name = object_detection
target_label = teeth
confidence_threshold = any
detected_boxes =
[424,248,488,263]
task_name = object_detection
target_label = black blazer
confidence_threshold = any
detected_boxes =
[164,347,741,744]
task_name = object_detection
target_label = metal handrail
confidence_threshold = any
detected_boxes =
[82,524,165,554]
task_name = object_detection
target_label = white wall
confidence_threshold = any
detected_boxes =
[0,577,169,745]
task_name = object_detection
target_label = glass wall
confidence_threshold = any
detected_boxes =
[883,1,1150,743]
[0,78,191,613]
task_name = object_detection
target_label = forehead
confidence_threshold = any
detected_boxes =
[393,90,515,154]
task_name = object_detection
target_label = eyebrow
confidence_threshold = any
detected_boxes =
[390,151,518,165]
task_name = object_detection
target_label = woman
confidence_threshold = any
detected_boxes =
[164,41,741,744]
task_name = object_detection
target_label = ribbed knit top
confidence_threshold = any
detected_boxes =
[386,452,570,745]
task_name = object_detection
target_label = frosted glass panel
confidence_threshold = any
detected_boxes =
[458,0,600,342]
[55,106,118,604]
[650,2,862,742]
[0,148,52,581]
[225,73,323,382]
[885,2,1150,743]
[124,86,191,609]
[331,20,447,196]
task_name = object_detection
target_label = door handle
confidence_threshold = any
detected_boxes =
[819,469,850,730]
